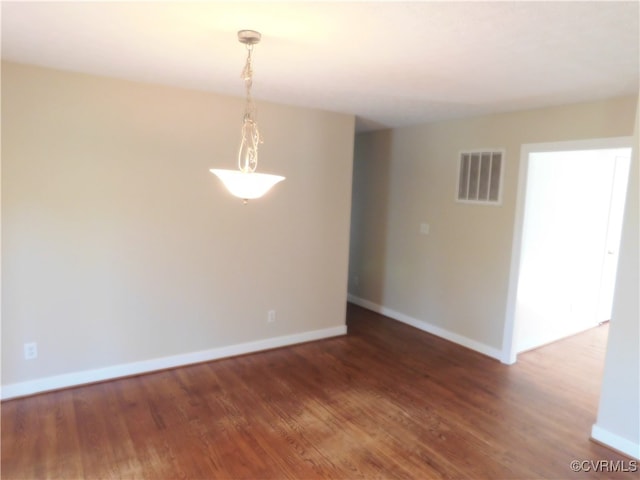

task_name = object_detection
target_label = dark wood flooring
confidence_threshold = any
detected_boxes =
[1,303,634,479]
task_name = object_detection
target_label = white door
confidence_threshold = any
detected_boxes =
[515,148,631,353]
[596,155,632,323]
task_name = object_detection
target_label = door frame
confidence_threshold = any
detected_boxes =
[501,136,633,365]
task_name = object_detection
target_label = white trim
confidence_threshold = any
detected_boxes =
[501,142,530,364]
[516,137,634,153]
[347,294,380,312]
[591,424,640,460]
[501,136,634,365]
[1,325,346,400]
[348,294,502,360]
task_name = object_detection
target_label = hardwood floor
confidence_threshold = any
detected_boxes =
[2,304,635,479]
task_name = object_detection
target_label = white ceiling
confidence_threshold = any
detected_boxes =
[2,1,638,132]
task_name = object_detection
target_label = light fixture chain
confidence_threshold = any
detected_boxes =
[238,43,262,173]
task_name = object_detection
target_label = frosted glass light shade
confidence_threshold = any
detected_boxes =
[210,169,285,200]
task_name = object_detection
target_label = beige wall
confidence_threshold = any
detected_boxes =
[593,95,639,458]
[2,62,355,387]
[349,96,637,351]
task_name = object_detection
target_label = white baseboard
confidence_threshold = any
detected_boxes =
[1,325,346,400]
[348,294,502,360]
[591,424,640,460]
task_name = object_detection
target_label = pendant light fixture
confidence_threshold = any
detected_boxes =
[210,30,285,204]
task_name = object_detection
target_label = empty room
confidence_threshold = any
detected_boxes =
[1,2,638,479]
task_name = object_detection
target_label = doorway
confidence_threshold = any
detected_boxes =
[502,137,632,363]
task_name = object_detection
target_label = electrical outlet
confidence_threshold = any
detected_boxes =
[267,310,276,323]
[24,342,38,360]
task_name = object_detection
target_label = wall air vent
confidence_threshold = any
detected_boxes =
[457,150,504,205]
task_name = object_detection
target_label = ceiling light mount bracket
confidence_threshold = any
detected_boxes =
[238,30,261,46]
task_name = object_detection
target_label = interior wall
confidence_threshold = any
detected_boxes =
[1,61,355,388]
[348,96,637,352]
[592,95,640,459]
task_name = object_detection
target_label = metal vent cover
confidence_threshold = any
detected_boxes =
[457,150,504,205]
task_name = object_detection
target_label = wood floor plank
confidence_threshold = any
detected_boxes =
[1,304,635,479]
[40,390,84,479]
